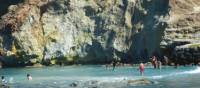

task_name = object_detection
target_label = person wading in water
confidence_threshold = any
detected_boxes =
[139,62,145,76]
[112,60,117,71]
[151,56,157,69]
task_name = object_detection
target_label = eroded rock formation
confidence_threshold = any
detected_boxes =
[0,0,199,67]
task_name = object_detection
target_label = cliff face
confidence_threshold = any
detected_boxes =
[162,0,200,64]
[0,0,199,66]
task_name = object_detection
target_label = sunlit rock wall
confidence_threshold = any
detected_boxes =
[0,0,186,66]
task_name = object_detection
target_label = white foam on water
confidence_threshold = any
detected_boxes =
[151,75,164,79]
[8,77,14,83]
[34,76,140,84]
[169,67,200,76]
[150,67,200,79]
[182,67,200,74]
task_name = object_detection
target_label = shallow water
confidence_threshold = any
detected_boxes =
[0,65,200,88]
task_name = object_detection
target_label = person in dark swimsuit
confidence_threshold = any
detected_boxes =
[151,56,157,69]
[112,60,117,71]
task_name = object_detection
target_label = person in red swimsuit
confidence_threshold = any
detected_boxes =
[139,62,145,76]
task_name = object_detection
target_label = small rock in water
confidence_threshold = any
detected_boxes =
[69,82,78,87]
[90,80,98,85]
[88,86,98,88]
[83,80,99,88]
[1,84,10,88]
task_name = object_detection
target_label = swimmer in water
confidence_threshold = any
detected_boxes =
[27,74,32,80]
[1,76,7,86]
[1,76,6,83]
[139,62,145,76]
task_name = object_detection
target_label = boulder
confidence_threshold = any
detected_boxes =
[127,79,154,86]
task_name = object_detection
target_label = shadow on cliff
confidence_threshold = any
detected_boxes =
[77,30,116,64]
[0,0,26,67]
[0,0,24,50]
[0,25,14,51]
[0,0,24,16]
[128,0,170,63]
[0,27,40,67]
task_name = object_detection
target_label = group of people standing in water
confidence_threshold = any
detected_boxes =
[108,55,164,76]
[151,56,162,69]
[139,55,162,76]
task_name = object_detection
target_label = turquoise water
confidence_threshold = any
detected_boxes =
[0,66,200,88]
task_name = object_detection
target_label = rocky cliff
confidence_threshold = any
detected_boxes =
[0,0,199,67]
[161,0,200,65]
